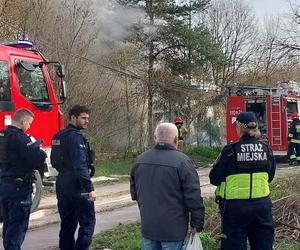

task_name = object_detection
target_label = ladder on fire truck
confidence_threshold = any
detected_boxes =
[270,95,282,146]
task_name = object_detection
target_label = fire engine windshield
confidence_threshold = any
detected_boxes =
[16,61,50,102]
[0,61,11,101]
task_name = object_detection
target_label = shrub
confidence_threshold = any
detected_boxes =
[183,146,221,158]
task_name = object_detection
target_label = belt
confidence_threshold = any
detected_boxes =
[58,171,74,175]
[1,176,33,185]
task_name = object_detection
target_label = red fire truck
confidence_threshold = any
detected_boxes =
[226,81,300,157]
[0,40,66,212]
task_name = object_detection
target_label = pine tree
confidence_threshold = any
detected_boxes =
[119,0,224,146]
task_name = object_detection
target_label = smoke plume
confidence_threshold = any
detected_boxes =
[91,0,145,42]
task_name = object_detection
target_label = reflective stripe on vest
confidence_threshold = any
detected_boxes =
[291,138,300,144]
[217,172,269,199]
[215,181,226,198]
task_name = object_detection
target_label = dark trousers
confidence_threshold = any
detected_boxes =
[56,173,96,250]
[0,180,32,250]
[288,142,296,162]
[295,143,300,164]
[220,197,274,250]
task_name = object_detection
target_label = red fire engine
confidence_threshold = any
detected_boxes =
[226,81,300,157]
[0,40,66,212]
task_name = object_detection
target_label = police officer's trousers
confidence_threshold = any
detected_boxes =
[220,197,274,250]
[0,179,32,250]
[56,173,96,250]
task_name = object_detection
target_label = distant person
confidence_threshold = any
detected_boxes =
[51,105,96,250]
[288,112,300,165]
[130,122,205,250]
[0,108,46,250]
[210,112,276,250]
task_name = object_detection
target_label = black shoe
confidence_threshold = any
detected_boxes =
[289,160,295,166]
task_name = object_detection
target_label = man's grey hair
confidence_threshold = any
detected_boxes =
[155,122,178,144]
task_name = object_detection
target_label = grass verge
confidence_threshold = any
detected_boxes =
[274,241,300,250]
[94,159,133,177]
[91,221,217,250]
[91,223,141,250]
[270,174,300,199]
[93,146,219,177]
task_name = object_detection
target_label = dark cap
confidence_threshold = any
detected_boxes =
[233,112,257,129]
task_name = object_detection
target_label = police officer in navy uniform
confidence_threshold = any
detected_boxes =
[288,112,300,165]
[52,105,96,250]
[0,108,46,250]
[209,112,276,250]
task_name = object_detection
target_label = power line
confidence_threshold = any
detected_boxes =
[0,18,215,95]
[0,19,143,80]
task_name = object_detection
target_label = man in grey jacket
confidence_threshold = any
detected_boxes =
[130,122,205,250]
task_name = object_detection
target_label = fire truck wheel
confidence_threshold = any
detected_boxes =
[31,170,42,213]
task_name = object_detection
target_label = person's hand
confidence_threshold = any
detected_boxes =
[190,227,197,235]
[35,139,43,147]
[88,191,96,202]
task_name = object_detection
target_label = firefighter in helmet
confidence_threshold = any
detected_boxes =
[174,115,188,142]
[174,115,183,140]
[288,112,300,165]
[209,112,276,250]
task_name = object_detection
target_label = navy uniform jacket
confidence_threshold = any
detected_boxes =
[210,135,276,187]
[289,119,300,143]
[63,124,94,192]
[3,125,46,177]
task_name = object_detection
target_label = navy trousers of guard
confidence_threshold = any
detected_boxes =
[220,197,274,250]
[0,179,32,250]
[56,173,95,250]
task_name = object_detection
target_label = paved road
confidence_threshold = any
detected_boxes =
[0,205,139,250]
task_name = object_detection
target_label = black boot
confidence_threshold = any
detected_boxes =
[289,159,296,166]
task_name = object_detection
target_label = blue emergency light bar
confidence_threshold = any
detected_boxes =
[3,40,34,49]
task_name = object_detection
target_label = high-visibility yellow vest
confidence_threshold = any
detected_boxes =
[215,172,269,200]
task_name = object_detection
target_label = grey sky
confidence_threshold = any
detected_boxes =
[245,0,291,20]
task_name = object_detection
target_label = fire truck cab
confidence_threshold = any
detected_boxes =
[0,40,66,213]
[226,81,300,157]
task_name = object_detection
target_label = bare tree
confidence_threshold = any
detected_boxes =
[238,15,290,85]
[251,0,300,84]
[0,0,150,153]
[202,0,257,86]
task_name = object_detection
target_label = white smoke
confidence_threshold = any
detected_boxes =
[91,0,145,42]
